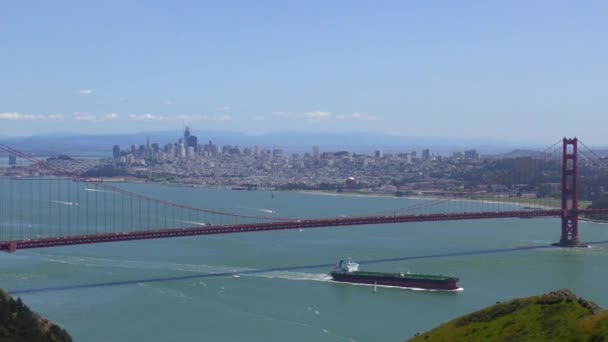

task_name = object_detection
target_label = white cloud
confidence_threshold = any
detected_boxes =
[47,114,66,120]
[103,112,120,120]
[176,114,200,121]
[304,111,333,121]
[253,115,267,121]
[0,112,64,120]
[335,112,378,121]
[79,89,93,95]
[272,110,379,122]
[128,113,164,121]
[73,112,97,121]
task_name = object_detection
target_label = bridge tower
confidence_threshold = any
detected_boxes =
[553,137,587,247]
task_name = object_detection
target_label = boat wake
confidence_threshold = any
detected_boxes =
[36,254,333,282]
[256,208,275,214]
[37,255,244,274]
[179,220,212,226]
[83,187,115,193]
[49,200,78,206]
[34,254,461,292]
[256,271,332,282]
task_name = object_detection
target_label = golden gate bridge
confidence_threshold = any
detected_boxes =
[0,137,607,252]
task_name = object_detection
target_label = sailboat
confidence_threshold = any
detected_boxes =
[373,282,378,293]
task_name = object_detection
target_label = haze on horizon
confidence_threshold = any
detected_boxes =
[1,1,606,145]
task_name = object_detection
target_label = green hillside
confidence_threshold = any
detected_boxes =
[409,289,608,342]
[0,289,72,342]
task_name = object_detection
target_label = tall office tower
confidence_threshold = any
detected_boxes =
[374,149,383,158]
[313,146,320,159]
[112,145,121,159]
[179,143,186,158]
[187,135,198,153]
[184,126,191,143]
[464,149,479,160]
[164,143,174,158]
[422,149,431,161]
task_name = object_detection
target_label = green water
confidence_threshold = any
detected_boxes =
[1,183,608,341]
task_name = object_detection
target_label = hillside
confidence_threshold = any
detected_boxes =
[0,289,72,342]
[409,289,608,342]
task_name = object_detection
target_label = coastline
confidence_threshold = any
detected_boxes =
[115,180,600,213]
[292,189,561,210]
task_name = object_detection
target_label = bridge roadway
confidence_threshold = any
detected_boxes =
[2,209,607,252]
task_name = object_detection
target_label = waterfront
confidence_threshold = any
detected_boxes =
[1,184,607,341]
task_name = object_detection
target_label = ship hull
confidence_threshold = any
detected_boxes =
[330,272,459,290]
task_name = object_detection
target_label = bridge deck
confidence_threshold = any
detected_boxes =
[1,209,568,251]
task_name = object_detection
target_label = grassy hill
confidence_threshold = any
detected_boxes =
[409,289,608,342]
[0,289,72,342]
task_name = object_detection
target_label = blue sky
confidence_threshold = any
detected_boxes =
[1,1,607,144]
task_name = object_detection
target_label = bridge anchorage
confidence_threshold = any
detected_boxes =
[553,138,588,248]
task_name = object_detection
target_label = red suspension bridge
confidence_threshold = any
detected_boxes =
[0,137,607,252]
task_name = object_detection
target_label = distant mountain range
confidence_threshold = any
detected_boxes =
[0,130,603,156]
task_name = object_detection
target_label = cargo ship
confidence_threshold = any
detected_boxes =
[329,259,460,291]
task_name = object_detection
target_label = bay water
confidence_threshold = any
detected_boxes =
[1,183,607,341]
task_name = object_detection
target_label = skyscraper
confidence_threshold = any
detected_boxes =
[183,126,198,153]
[184,126,191,143]
[422,149,431,161]
[313,146,320,159]
[112,145,121,159]
[465,149,479,160]
[187,135,198,153]
[179,143,186,158]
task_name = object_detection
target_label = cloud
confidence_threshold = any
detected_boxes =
[47,114,66,120]
[0,112,64,120]
[304,111,333,121]
[79,89,93,95]
[253,116,267,121]
[176,114,202,121]
[272,110,379,122]
[335,112,378,121]
[103,112,120,120]
[128,113,165,121]
[216,106,231,112]
[73,112,97,121]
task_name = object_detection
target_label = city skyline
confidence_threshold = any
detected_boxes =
[1,1,607,144]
